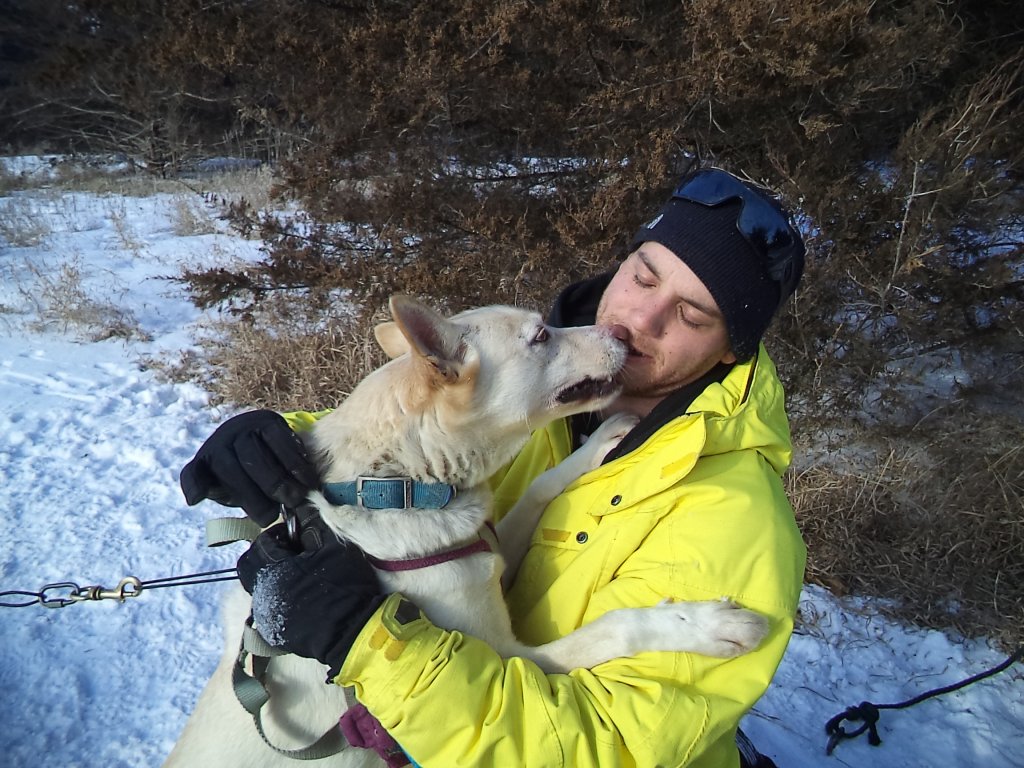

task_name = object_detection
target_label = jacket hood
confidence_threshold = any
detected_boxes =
[685,345,793,476]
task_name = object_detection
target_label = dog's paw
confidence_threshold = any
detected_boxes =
[579,413,640,471]
[646,598,770,658]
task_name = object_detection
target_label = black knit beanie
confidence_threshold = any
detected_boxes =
[631,197,779,361]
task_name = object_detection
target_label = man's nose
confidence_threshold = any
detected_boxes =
[629,300,666,338]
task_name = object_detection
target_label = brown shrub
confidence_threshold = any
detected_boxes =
[182,296,389,412]
[791,413,1024,648]
[155,2,1022,426]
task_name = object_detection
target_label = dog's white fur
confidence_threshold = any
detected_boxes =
[165,296,768,767]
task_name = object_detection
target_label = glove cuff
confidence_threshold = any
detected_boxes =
[332,595,432,685]
[325,593,389,678]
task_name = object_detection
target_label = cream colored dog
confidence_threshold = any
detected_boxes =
[165,296,768,767]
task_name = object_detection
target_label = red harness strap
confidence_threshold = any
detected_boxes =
[364,522,498,572]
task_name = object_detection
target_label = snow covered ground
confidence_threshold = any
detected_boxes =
[0,157,1020,767]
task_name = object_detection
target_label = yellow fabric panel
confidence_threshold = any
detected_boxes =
[280,409,333,432]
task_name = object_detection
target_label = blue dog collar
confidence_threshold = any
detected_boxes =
[321,476,457,510]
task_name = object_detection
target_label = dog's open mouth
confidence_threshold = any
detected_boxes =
[555,376,618,404]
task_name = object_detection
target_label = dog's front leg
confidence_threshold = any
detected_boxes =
[498,413,637,590]
[517,599,770,674]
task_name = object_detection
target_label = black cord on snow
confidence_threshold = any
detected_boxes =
[825,644,1024,756]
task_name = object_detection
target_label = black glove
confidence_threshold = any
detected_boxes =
[237,514,385,677]
[180,410,320,527]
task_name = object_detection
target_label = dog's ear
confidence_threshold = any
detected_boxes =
[389,295,474,382]
[374,321,410,359]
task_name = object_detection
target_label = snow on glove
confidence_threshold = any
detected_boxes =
[179,409,320,527]
[237,517,385,678]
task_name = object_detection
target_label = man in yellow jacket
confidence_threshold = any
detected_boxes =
[182,168,807,767]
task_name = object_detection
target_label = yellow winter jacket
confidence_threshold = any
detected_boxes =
[336,346,806,767]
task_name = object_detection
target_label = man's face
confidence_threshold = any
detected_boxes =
[596,242,737,406]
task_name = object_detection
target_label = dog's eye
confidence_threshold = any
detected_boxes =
[531,327,550,344]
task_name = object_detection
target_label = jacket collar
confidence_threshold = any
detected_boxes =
[578,351,792,516]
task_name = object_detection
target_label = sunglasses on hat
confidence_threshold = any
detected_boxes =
[671,169,804,307]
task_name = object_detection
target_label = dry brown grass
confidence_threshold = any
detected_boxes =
[22,258,149,342]
[169,196,219,238]
[790,412,1024,649]
[176,296,390,412]
[0,194,53,247]
[1,155,274,196]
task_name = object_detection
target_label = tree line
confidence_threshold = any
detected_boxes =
[2,0,1022,418]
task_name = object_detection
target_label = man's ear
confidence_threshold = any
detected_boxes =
[373,322,409,359]
[388,294,474,382]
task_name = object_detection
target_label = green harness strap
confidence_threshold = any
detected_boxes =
[208,516,355,761]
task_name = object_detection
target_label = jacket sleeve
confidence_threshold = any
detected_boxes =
[281,409,333,432]
[335,495,803,767]
[338,602,795,768]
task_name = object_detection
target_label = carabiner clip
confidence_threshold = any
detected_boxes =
[39,582,81,609]
[282,505,300,545]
